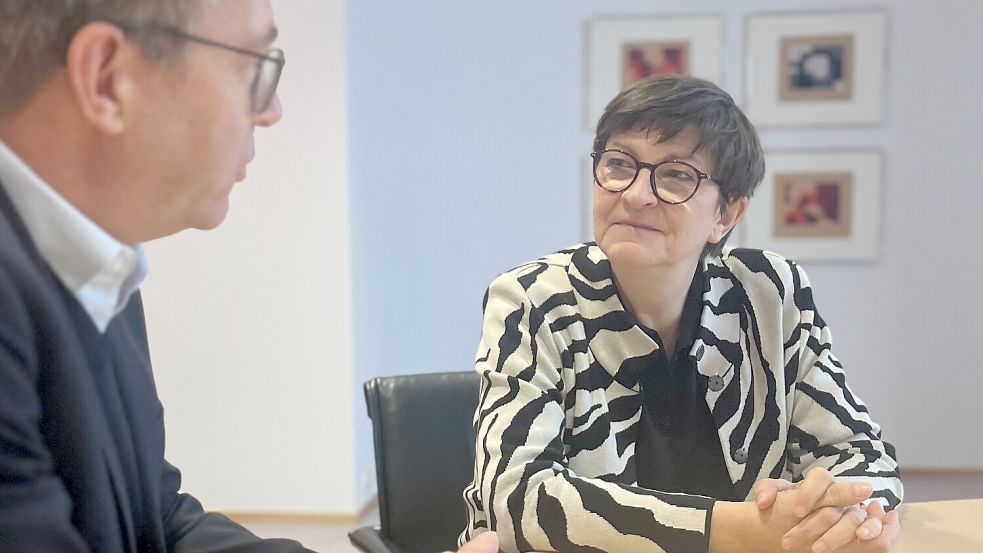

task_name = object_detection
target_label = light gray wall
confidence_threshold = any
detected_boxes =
[348,0,983,505]
[144,0,353,512]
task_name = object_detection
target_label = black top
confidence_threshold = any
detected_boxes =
[632,265,739,502]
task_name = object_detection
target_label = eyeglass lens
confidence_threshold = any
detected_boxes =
[251,49,284,113]
[594,150,701,204]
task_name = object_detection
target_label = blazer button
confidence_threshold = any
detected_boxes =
[733,446,748,464]
[708,375,725,392]
[695,344,706,361]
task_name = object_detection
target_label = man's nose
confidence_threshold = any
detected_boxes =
[254,93,283,127]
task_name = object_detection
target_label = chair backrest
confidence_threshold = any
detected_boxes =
[364,371,480,553]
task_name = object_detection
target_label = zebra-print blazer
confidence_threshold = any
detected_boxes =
[460,242,902,553]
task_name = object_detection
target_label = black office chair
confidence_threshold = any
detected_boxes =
[349,371,481,553]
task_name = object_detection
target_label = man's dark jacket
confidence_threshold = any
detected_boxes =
[0,183,312,552]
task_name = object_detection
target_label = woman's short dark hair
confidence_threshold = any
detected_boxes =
[592,75,765,257]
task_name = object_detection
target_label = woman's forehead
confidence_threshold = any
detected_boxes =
[608,126,715,168]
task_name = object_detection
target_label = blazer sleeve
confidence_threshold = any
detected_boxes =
[0,269,90,552]
[784,262,903,508]
[467,271,716,553]
[159,460,315,553]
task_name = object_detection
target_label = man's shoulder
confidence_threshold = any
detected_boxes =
[0,209,47,294]
[0,204,74,343]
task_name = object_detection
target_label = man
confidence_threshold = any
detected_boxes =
[0,1,498,551]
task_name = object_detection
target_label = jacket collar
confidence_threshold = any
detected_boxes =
[566,244,742,392]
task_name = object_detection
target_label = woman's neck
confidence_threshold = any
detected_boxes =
[611,256,701,357]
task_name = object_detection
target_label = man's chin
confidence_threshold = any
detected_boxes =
[191,201,232,231]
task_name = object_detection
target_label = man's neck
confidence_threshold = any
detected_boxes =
[0,92,142,246]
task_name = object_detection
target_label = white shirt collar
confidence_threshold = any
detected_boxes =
[0,139,147,332]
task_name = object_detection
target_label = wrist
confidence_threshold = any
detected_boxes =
[708,501,753,553]
[709,499,794,553]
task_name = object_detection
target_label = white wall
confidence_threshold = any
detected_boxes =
[136,0,983,515]
[348,0,983,507]
[142,0,353,513]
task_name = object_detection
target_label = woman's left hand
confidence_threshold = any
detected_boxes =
[782,501,900,553]
[752,468,898,552]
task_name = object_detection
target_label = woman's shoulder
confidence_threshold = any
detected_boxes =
[714,247,809,292]
[489,242,605,294]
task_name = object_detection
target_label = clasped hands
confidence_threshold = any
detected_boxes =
[457,468,899,553]
[750,467,900,553]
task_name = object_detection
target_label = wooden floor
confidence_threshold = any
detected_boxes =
[238,469,983,552]
[241,520,363,552]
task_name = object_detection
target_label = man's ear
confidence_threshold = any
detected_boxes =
[708,196,749,244]
[64,22,137,135]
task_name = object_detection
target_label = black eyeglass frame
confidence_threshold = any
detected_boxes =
[116,23,285,113]
[591,148,715,205]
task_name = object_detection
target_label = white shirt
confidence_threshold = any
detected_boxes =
[0,139,147,333]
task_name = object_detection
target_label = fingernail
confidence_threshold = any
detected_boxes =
[813,541,828,553]
[855,483,872,496]
[781,536,794,550]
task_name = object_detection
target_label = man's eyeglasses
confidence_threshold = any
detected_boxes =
[591,148,714,205]
[119,23,285,113]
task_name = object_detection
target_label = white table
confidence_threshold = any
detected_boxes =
[894,498,983,552]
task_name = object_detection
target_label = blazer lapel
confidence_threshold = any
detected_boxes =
[568,244,660,393]
[691,255,755,487]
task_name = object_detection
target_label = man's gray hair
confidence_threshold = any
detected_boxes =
[0,0,212,117]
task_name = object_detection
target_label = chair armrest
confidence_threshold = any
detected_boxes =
[348,526,403,553]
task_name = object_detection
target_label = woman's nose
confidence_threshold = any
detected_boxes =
[621,168,660,207]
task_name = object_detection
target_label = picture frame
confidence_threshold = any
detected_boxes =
[583,155,595,243]
[744,11,887,126]
[739,151,882,261]
[586,15,723,130]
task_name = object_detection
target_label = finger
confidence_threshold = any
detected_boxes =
[781,506,846,551]
[810,482,874,512]
[855,511,883,541]
[858,499,887,536]
[865,501,886,517]
[457,531,499,553]
[859,510,901,551]
[753,478,796,510]
[794,468,836,517]
[880,509,901,539]
[810,505,866,553]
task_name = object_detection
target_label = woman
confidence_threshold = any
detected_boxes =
[460,76,902,553]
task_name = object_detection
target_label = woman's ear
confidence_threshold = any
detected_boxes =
[64,21,137,135]
[708,197,748,244]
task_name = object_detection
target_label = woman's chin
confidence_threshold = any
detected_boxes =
[599,240,663,268]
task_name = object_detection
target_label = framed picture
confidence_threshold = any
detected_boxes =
[739,151,882,261]
[587,15,723,130]
[744,11,887,126]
